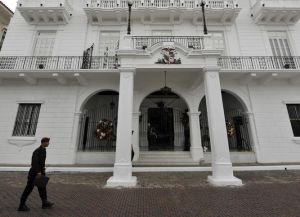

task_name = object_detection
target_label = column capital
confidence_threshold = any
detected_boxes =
[119,67,136,74]
[202,67,221,73]
[132,111,141,117]
[188,111,201,116]
[74,112,82,116]
[245,111,254,116]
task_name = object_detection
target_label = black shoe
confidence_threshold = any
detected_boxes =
[18,204,30,212]
[42,201,54,209]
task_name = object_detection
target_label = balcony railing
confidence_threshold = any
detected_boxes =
[218,56,300,70]
[132,36,206,50]
[0,56,117,70]
[88,0,235,9]
[1,56,299,71]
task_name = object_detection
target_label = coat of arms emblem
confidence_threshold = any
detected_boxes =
[156,42,181,64]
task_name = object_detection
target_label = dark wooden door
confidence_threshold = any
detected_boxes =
[148,108,174,151]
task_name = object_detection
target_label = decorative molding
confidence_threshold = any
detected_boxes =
[8,137,37,147]
[188,112,201,116]
[155,42,181,64]
[16,100,45,104]
[282,100,300,105]
[292,137,300,144]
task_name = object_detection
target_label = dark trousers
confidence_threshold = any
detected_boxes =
[20,175,47,205]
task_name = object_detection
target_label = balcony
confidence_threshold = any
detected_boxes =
[218,56,300,70]
[84,0,241,25]
[17,0,73,25]
[0,56,117,70]
[251,0,300,24]
[132,36,205,50]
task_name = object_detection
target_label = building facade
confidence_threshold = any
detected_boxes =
[1,0,300,186]
[0,1,13,51]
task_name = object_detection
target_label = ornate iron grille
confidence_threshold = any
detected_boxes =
[200,108,252,152]
[0,56,116,70]
[77,105,118,152]
[218,56,300,70]
[132,36,205,50]
[12,104,41,136]
[139,108,189,151]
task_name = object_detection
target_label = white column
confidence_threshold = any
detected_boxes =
[106,69,137,187]
[70,112,81,164]
[204,68,242,186]
[132,112,140,161]
[188,111,204,161]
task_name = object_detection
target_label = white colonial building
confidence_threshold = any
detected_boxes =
[0,1,14,51]
[1,0,300,186]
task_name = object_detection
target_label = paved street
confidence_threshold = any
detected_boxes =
[1,170,300,217]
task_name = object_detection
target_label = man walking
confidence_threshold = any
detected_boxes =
[18,137,54,212]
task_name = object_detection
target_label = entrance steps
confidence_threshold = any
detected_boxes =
[134,151,199,166]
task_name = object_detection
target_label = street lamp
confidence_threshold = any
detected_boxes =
[200,0,208,35]
[127,0,133,35]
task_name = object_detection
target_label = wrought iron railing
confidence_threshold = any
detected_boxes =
[132,36,205,50]
[2,56,300,71]
[0,56,117,70]
[218,56,300,70]
[87,0,235,8]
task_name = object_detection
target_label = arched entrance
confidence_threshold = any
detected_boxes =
[77,90,119,152]
[199,91,252,152]
[139,90,190,151]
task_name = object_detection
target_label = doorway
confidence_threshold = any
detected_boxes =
[148,107,174,151]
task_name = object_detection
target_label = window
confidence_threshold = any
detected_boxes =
[0,28,7,51]
[99,32,120,56]
[268,32,295,69]
[211,32,225,50]
[286,104,300,137]
[268,32,292,56]
[12,104,41,137]
[33,31,56,56]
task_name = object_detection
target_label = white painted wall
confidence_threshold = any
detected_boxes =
[1,0,300,165]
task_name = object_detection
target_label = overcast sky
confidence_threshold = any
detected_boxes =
[1,0,18,12]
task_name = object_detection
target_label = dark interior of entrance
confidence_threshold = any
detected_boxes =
[148,107,174,151]
[140,90,190,151]
[199,91,252,152]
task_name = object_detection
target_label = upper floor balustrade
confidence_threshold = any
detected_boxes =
[132,36,206,50]
[84,0,240,25]
[18,0,73,25]
[0,56,117,71]
[87,0,236,9]
[1,56,299,71]
[251,0,300,24]
[218,56,300,70]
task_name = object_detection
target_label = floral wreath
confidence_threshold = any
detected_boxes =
[226,121,235,137]
[96,119,114,140]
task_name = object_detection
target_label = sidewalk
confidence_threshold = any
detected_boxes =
[1,170,300,217]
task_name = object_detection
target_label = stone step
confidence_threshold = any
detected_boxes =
[135,151,199,166]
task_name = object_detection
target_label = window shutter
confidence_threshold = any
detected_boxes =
[33,32,56,56]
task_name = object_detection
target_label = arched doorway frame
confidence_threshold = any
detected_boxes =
[70,87,119,164]
[198,88,259,161]
[133,86,194,160]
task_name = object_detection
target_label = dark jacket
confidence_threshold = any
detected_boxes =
[29,146,46,176]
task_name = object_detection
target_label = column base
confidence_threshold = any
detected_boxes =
[106,176,137,188]
[190,146,204,162]
[105,162,137,187]
[208,162,243,186]
[208,175,242,187]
